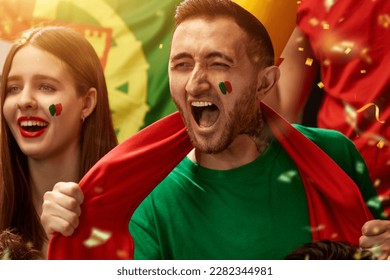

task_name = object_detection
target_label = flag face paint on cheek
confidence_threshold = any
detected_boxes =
[49,103,63,116]
[218,81,232,95]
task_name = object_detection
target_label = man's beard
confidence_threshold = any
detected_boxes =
[180,86,267,154]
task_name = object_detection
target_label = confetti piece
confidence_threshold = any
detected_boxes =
[83,228,112,248]
[367,197,382,209]
[298,47,304,52]
[378,14,390,28]
[278,170,298,183]
[322,22,330,30]
[295,36,304,43]
[305,58,314,66]
[370,245,382,259]
[304,224,325,233]
[360,69,367,74]
[344,47,352,55]
[116,250,130,259]
[377,140,385,149]
[324,0,336,11]
[356,103,385,124]
[355,161,365,174]
[159,44,163,49]
[344,102,357,128]
[317,81,324,89]
[323,59,331,66]
[374,178,382,187]
[360,48,372,64]
[309,17,319,26]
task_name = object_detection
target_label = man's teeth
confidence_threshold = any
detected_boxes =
[20,120,47,127]
[191,101,213,107]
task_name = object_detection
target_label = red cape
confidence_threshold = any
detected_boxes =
[48,103,373,259]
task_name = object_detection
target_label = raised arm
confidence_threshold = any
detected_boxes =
[264,27,319,123]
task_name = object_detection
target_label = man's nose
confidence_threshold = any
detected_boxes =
[185,67,211,96]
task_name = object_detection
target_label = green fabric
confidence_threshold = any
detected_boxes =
[130,126,382,260]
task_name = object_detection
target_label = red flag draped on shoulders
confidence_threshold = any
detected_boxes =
[48,104,373,259]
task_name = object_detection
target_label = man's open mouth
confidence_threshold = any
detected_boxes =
[191,101,220,128]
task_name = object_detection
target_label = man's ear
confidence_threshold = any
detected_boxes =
[256,66,280,98]
[81,87,97,119]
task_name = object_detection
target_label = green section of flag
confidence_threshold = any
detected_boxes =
[112,0,181,128]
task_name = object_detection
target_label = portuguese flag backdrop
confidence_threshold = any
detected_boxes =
[0,0,296,143]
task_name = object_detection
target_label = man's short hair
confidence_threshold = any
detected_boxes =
[174,0,275,68]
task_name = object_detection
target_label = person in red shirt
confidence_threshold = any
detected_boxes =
[265,0,389,217]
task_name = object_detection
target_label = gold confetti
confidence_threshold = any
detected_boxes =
[374,178,382,187]
[360,48,372,64]
[344,102,357,128]
[356,103,385,124]
[360,69,367,74]
[323,59,331,66]
[298,47,304,52]
[116,250,130,259]
[295,36,304,43]
[322,22,330,30]
[377,140,385,149]
[309,17,319,26]
[305,58,314,66]
[83,228,112,248]
[378,14,390,28]
[354,250,362,260]
[159,43,163,49]
[344,47,352,54]
[317,81,324,89]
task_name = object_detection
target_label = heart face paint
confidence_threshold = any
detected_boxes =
[49,103,63,116]
[218,81,232,95]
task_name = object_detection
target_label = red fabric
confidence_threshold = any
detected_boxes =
[261,102,373,245]
[47,112,193,259]
[297,0,390,215]
[48,105,373,259]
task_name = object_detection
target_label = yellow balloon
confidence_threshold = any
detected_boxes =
[233,0,297,62]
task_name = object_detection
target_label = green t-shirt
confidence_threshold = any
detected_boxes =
[130,125,382,259]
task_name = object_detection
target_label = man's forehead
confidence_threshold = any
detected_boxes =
[170,17,247,58]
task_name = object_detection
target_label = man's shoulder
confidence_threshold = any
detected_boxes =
[292,124,349,142]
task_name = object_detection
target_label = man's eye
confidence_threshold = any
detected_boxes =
[172,62,193,70]
[210,62,229,68]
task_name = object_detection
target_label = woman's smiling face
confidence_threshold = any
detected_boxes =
[3,45,85,160]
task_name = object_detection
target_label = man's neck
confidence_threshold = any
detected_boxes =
[188,134,269,170]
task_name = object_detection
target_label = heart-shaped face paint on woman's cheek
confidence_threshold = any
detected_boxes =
[49,103,63,116]
[218,81,232,95]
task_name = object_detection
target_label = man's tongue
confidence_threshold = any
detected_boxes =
[199,107,219,128]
